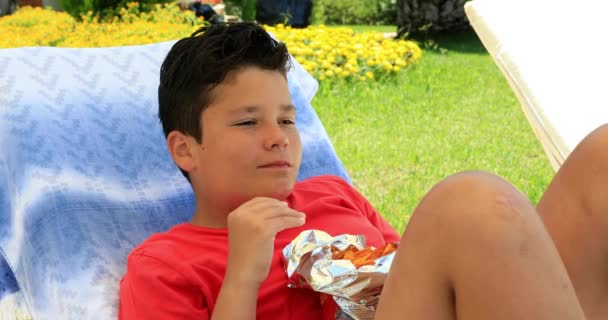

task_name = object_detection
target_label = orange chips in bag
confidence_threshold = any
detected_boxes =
[331,243,398,268]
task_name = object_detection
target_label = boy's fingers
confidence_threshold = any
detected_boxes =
[238,197,276,208]
[238,197,287,213]
[229,198,282,219]
[243,199,304,218]
[253,198,289,208]
[265,216,306,234]
[244,197,287,206]
[262,207,305,219]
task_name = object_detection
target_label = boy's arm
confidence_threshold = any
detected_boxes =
[120,197,304,320]
[212,197,306,320]
[210,276,258,320]
[119,254,209,320]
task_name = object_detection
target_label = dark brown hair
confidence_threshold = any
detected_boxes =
[158,22,292,179]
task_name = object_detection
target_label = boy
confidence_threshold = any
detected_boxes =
[120,22,608,319]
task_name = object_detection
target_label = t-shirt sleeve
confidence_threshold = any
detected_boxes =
[119,253,209,320]
[356,188,401,243]
[326,175,401,243]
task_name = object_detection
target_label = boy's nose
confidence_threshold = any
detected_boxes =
[263,124,289,150]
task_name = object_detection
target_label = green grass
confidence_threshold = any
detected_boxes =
[311,28,555,233]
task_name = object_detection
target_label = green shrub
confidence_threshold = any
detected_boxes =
[60,0,95,18]
[223,0,255,21]
[60,0,173,20]
[311,0,396,25]
[222,0,241,18]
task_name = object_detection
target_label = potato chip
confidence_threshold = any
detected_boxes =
[331,243,398,268]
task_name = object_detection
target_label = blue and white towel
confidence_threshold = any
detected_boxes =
[0,40,349,319]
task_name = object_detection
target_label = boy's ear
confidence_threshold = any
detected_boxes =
[166,131,196,173]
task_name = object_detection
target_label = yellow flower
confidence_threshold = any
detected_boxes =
[1,10,423,81]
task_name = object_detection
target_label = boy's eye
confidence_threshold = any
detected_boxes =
[280,119,295,125]
[235,120,257,126]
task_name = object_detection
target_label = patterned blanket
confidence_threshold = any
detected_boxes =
[0,40,349,319]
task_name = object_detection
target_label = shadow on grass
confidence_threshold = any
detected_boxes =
[327,24,487,54]
[408,28,488,54]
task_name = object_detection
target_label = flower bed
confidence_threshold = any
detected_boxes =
[0,5,422,80]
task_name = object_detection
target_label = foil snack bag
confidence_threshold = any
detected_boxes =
[283,230,398,320]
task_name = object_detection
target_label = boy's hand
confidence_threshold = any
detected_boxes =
[224,197,305,288]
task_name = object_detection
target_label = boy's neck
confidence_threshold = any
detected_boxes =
[190,202,230,228]
[190,213,228,228]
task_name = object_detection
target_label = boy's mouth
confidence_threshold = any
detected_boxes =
[258,161,291,168]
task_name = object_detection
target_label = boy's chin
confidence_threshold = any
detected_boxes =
[262,188,293,201]
[257,184,295,200]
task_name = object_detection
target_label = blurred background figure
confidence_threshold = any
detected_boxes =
[0,0,17,16]
[188,0,225,24]
[256,0,312,28]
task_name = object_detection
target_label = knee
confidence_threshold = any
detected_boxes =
[421,171,532,218]
[577,124,608,165]
[411,171,539,242]
[567,124,608,214]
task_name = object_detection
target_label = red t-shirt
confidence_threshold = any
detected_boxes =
[119,175,400,320]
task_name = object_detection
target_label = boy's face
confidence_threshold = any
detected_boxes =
[193,66,302,207]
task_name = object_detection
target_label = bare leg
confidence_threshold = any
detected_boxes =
[375,171,585,320]
[537,124,608,320]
